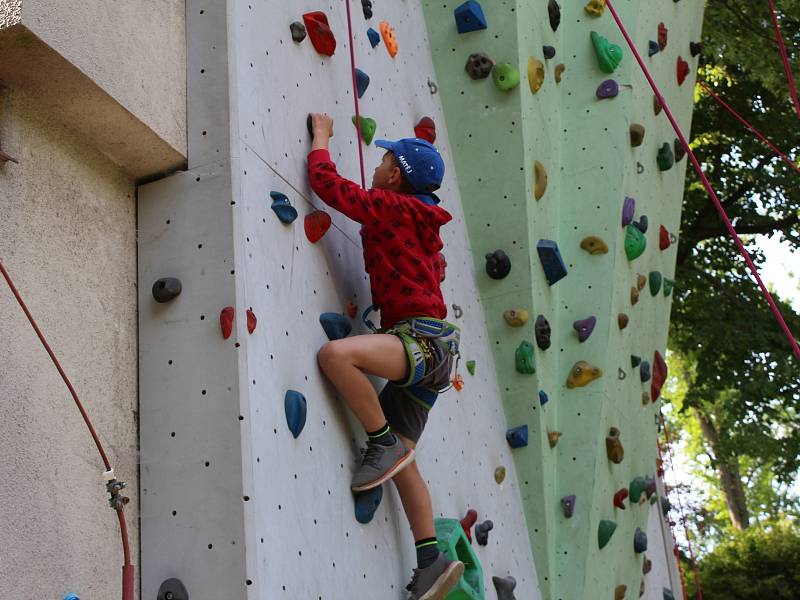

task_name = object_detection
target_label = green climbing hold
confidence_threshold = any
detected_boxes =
[663,278,675,297]
[631,355,642,368]
[434,518,485,598]
[515,341,536,374]
[630,476,647,504]
[466,360,476,375]
[649,271,662,296]
[598,519,617,549]
[657,142,674,171]
[351,115,377,145]
[624,225,647,261]
[492,62,521,91]
[590,31,623,73]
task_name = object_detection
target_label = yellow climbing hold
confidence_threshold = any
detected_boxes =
[555,63,565,84]
[566,361,603,388]
[580,236,608,255]
[494,466,506,484]
[547,431,562,448]
[534,160,548,200]
[631,286,640,305]
[636,273,647,291]
[527,57,545,94]
[584,0,606,16]
[503,309,529,327]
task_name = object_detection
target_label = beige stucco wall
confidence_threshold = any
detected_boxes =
[0,84,139,599]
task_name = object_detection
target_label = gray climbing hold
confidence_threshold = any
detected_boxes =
[663,589,675,600]
[285,390,307,438]
[157,579,188,600]
[561,494,576,518]
[633,215,649,234]
[543,45,556,59]
[465,52,495,80]
[596,79,619,99]
[573,316,597,342]
[493,576,517,600]
[152,277,182,303]
[535,314,551,350]
[290,21,307,43]
[640,360,651,382]
[486,249,511,279]
[634,527,648,553]
[320,312,352,340]
[537,240,568,285]
[475,520,494,545]
[270,191,298,224]
[355,68,370,98]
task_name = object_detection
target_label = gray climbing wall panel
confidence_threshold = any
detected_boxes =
[139,1,541,598]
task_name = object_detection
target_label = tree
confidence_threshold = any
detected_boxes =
[668,0,800,533]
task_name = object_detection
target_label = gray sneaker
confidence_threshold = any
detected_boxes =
[350,437,415,492]
[406,554,465,600]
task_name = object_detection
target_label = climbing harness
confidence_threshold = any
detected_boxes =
[606,0,800,361]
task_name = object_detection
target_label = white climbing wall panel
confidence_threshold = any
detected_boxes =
[139,1,541,598]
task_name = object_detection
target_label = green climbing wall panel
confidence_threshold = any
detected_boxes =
[422,1,704,598]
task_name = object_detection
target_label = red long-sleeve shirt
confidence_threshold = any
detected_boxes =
[307,149,452,328]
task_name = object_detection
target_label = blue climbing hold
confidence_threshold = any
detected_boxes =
[285,390,307,438]
[506,425,529,448]
[354,486,383,524]
[454,0,487,33]
[648,40,660,56]
[355,68,370,98]
[270,191,298,224]
[63,595,80,600]
[367,27,380,48]
[537,240,568,285]
[320,312,352,340]
[539,390,549,406]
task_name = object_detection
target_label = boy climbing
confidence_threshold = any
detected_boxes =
[308,113,465,600]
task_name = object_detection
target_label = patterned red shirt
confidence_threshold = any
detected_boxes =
[308,149,452,328]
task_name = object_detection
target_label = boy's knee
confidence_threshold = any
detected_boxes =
[317,340,346,371]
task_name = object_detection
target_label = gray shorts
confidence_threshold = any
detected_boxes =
[377,318,461,443]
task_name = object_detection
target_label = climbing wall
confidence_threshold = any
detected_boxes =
[420,0,703,598]
[138,1,541,599]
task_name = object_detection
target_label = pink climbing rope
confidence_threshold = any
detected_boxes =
[659,415,704,599]
[768,0,800,120]
[344,0,368,189]
[605,0,800,362]
[698,80,800,177]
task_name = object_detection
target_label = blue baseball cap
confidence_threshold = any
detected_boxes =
[375,138,445,192]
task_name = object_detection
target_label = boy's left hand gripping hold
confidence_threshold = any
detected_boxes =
[309,112,334,151]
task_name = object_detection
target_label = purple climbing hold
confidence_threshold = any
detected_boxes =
[535,314,552,350]
[561,494,576,518]
[475,520,494,545]
[622,196,636,227]
[354,486,383,524]
[633,215,649,234]
[648,40,659,56]
[355,68,370,98]
[367,27,380,48]
[596,78,619,99]
[573,316,597,342]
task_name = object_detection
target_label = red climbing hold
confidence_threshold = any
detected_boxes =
[438,252,447,282]
[659,225,670,250]
[652,350,667,401]
[657,22,668,50]
[220,307,235,340]
[414,116,437,143]
[305,210,332,243]
[677,56,689,85]
[302,12,336,56]
[461,509,478,543]
[346,301,358,319]
[613,488,629,510]
[246,309,257,334]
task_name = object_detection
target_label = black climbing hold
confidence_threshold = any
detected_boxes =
[354,486,383,523]
[657,142,675,171]
[535,314,551,350]
[362,0,373,19]
[548,0,561,32]
[664,589,675,600]
[631,355,641,368]
[452,304,463,319]
[355,68,370,98]
[320,313,352,340]
[648,40,659,56]
[475,520,493,545]
[493,576,517,600]
[633,215,649,234]
[561,494,576,518]
[465,52,494,80]
[640,360,651,382]
[506,425,528,448]
[537,240,568,285]
[660,496,672,517]
[157,578,188,600]
[367,27,380,48]
[543,45,556,59]
[454,0,488,33]
[152,277,182,303]
[485,249,511,280]
[690,41,703,57]
[630,124,645,147]
[634,528,648,553]
[290,21,307,43]
[285,390,307,438]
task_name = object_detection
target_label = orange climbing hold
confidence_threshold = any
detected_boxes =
[305,210,332,243]
[246,309,257,334]
[220,306,235,340]
[527,57,545,94]
[533,160,548,199]
[380,21,398,58]
[414,117,436,143]
[460,509,478,543]
[302,12,336,56]
[452,372,464,391]
[346,301,358,319]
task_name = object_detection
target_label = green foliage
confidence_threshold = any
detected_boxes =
[684,521,800,600]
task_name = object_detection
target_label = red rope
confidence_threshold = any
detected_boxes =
[0,258,134,600]
[660,414,704,599]
[344,0,367,189]
[698,80,800,176]
[605,0,800,362]
[768,0,800,120]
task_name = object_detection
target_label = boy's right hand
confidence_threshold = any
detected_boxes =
[310,113,334,140]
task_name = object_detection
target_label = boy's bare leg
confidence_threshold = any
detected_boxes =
[391,434,436,540]
[317,333,408,432]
